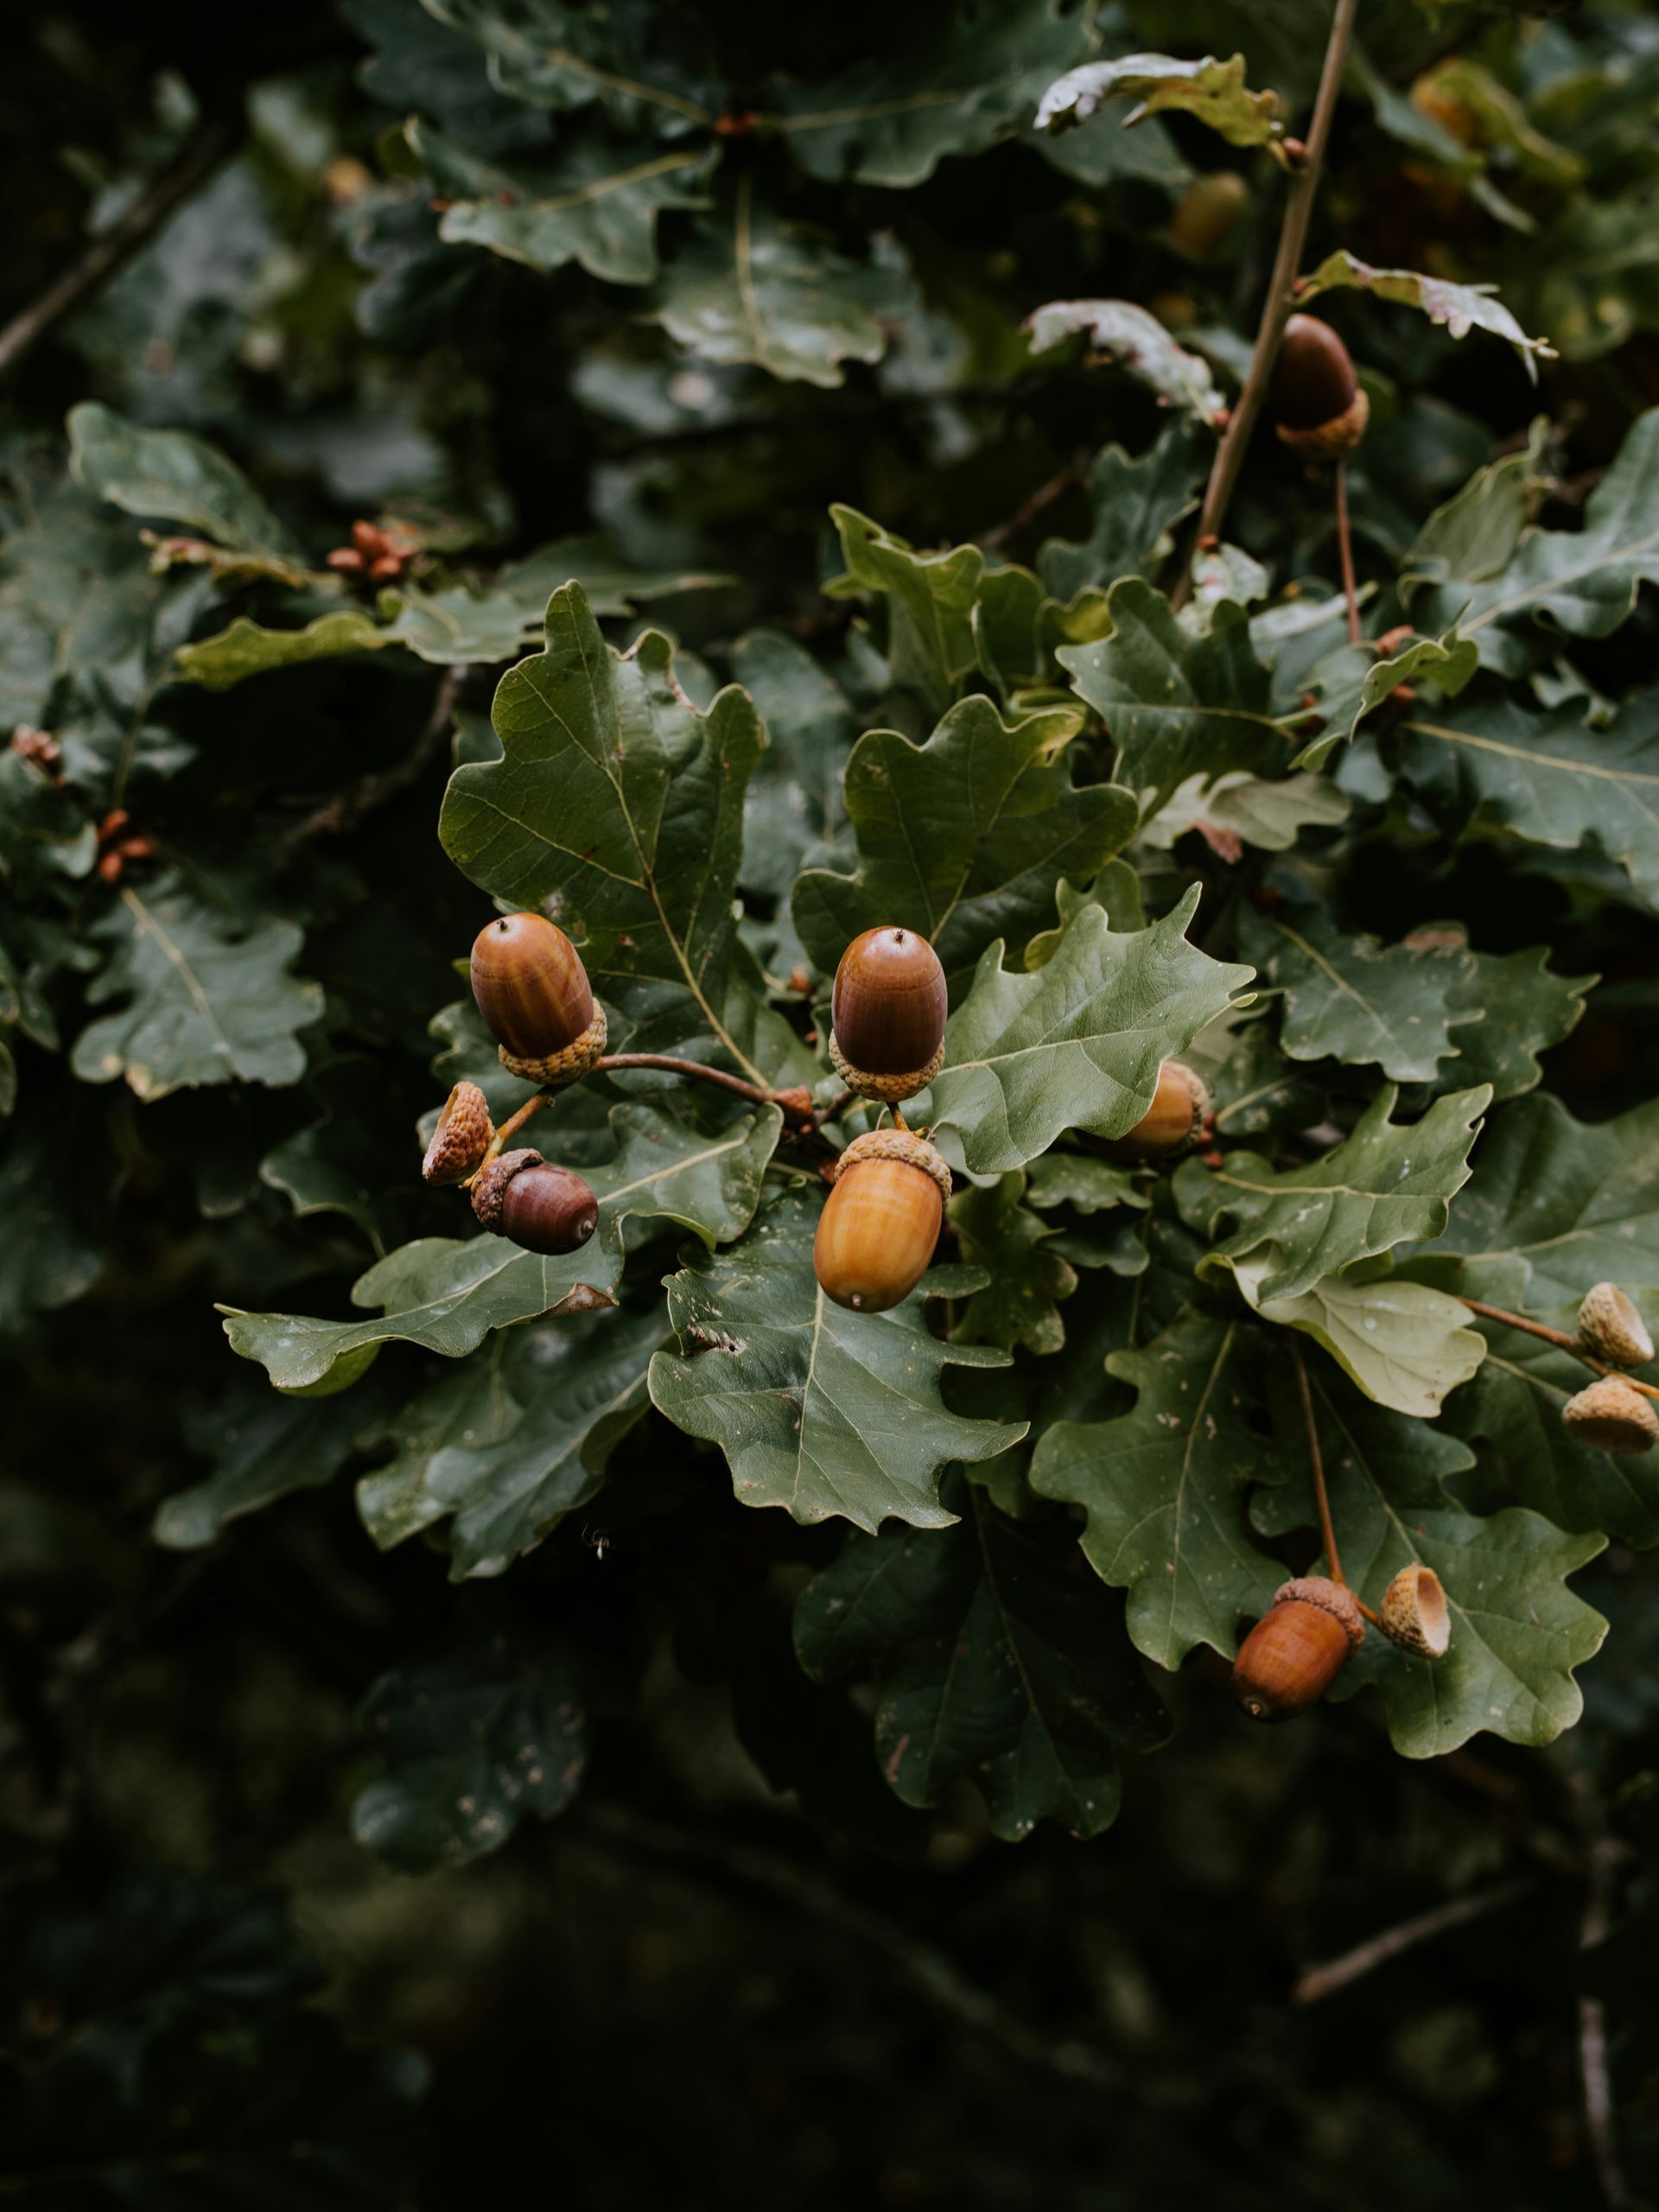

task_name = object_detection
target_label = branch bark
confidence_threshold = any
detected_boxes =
[1293,1878,1535,2005]
[1171,0,1359,607]
[284,664,467,845]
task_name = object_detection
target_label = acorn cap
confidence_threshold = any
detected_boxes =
[1275,1574,1366,1648]
[830,926,948,1102]
[1576,1282,1654,1370]
[471,912,595,1065]
[470,1147,542,1233]
[832,1126,954,1207]
[1563,1375,1659,1455]
[423,1081,494,1185]
[1271,315,1358,430]
[1379,1563,1450,1658]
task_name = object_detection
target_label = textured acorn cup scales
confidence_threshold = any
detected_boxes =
[1563,1374,1659,1454]
[470,912,607,1087]
[1380,1563,1451,1659]
[830,926,948,1105]
[422,1080,493,1185]
[1577,1281,1655,1370]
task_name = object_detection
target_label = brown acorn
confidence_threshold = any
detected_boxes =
[1575,1282,1654,1370]
[830,927,948,1105]
[471,1147,599,1255]
[1270,315,1369,460]
[1111,1061,1208,1159]
[1379,1563,1451,1659]
[1562,1375,1659,1456]
[470,912,607,1085]
[1233,1575,1364,1722]
[813,1128,952,1313]
[422,1080,494,1185]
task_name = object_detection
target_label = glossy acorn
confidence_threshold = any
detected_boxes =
[1233,1576,1364,1722]
[422,1080,494,1185]
[1563,1375,1659,1455]
[830,926,948,1105]
[1270,315,1369,460]
[813,1128,953,1314]
[1576,1282,1654,1370]
[471,1147,599,1255]
[1379,1563,1451,1659]
[1112,1061,1208,1159]
[470,912,607,1085]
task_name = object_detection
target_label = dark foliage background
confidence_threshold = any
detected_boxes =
[6,2,1659,2207]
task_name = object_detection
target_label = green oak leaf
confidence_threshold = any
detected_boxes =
[948,1173,1077,1354]
[173,608,391,688]
[72,879,323,1100]
[1255,1373,1606,1757]
[1394,690,1659,912]
[827,505,985,719]
[1030,1310,1288,1669]
[1201,1008,1327,1146]
[790,696,1135,988]
[1425,1091,1659,1306]
[1294,627,1478,771]
[0,1115,104,1331]
[1229,1253,1486,1419]
[1025,301,1227,424]
[1179,1083,1491,1304]
[1243,910,1478,1084]
[420,0,723,124]
[1142,769,1349,854]
[1038,418,1209,607]
[730,627,855,908]
[1400,423,1548,599]
[649,1185,1023,1534]
[1403,409,1659,670]
[67,403,312,579]
[223,1101,780,1391]
[353,1619,585,1871]
[156,1381,374,1549]
[648,192,916,387]
[794,1474,1167,1841]
[1299,250,1555,379]
[259,1058,392,1255]
[1059,579,1286,819]
[413,120,713,283]
[1035,52,1284,149]
[925,889,1254,1175]
[439,581,768,1077]
[357,1303,659,1577]
[772,0,1087,187]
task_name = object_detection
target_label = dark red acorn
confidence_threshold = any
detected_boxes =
[470,1147,598,1255]
[830,926,948,1103]
[1233,1575,1364,1722]
[1269,315,1369,458]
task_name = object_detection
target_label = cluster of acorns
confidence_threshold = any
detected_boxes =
[1561,1283,1658,1453]
[423,915,1211,1312]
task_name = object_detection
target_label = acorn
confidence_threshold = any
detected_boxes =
[1233,1576,1364,1722]
[471,1147,599,1255]
[1168,169,1249,261]
[829,926,949,1106]
[1562,1375,1659,1455]
[1270,315,1369,460]
[1379,1563,1451,1658]
[422,1080,494,1185]
[470,912,607,1086]
[1111,1060,1208,1159]
[1575,1282,1654,1370]
[813,1128,952,1314]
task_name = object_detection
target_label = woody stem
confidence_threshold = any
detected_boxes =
[1291,1338,1350,1590]
[480,1054,821,1169]
[1334,461,1361,645]
[1456,1297,1659,1398]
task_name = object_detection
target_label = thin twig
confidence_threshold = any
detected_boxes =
[578,1800,1118,2091]
[1291,1338,1345,1586]
[1171,0,1359,607]
[977,450,1090,551]
[1293,1878,1535,2005]
[1333,460,1361,645]
[1580,1838,1630,2205]
[596,1054,816,1127]
[1457,1298,1659,1398]
[284,664,467,844]
[0,126,236,383]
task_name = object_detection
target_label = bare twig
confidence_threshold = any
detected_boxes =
[1291,1338,1348,1588]
[597,1054,816,1127]
[1293,1878,1535,2005]
[0,126,236,383]
[285,664,467,844]
[977,450,1090,552]
[578,1800,1118,2090]
[1171,0,1359,607]
[1457,1298,1659,1399]
[1333,461,1361,645]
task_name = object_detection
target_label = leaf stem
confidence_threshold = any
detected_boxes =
[1171,0,1359,607]
[1334,460,1361,645]
[1456,1297,1659,1399]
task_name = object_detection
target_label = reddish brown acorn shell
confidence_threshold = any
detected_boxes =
[831,926,948,1078]
[499,1161,600,1256]
[1113,1062,1208,1158]
[1233,1576,1363,1722]
[470,912,594,1061]
[1270,314,1357,431]
[814,1155,943,1314]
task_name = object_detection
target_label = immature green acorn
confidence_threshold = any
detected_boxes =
[1270,315,1369,460]
[471,1147,600,1255]
[1563,1375,1659,1455]
[813,1128,952,1313]
[1233,1576,1364,1722]
[1111,1061,1209,1159]
[422,1080,493,1185]
[829,926,948,1105]
[1576,1282,1654,1370]
[470,912,607,1085]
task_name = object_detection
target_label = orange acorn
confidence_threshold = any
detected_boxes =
[1112,1061,1208,1159]
[813,1128,952,1314]
[1233,1576,1364,1722]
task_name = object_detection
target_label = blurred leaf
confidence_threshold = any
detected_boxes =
[730,629,855,903]
[1299,251,1555,378]
[1038,418,1209,606]
[1036,51,1284,149]
[67,403,312,578]
[157,1379,374,1548]
[1026,300,1228,423]
[949,1172,1077,1353]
